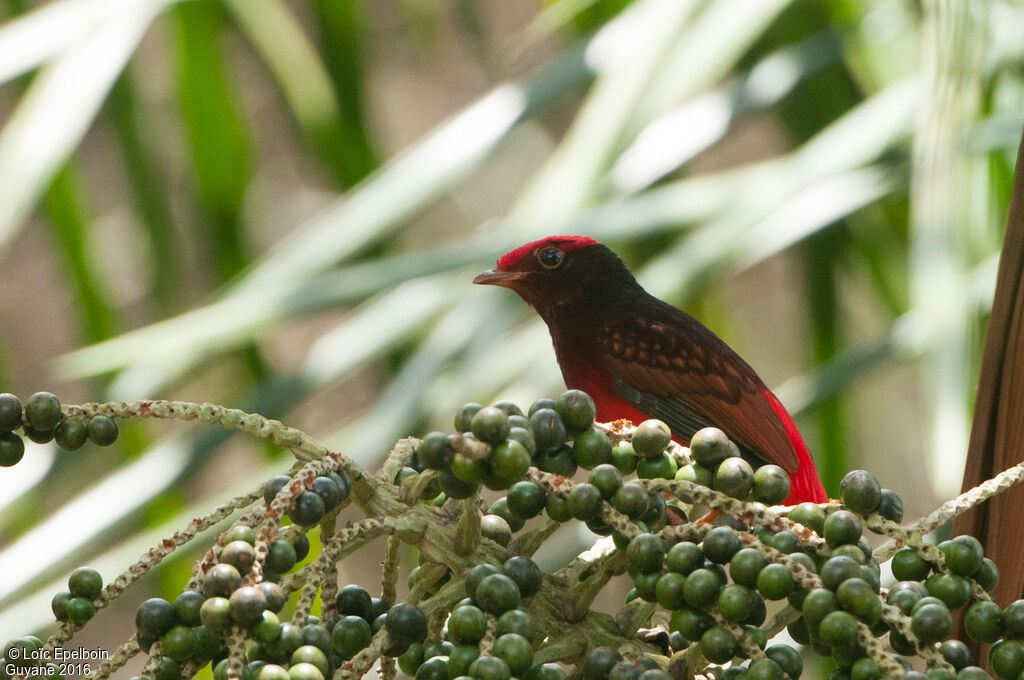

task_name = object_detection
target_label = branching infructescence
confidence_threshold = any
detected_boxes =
[2,391,1023,680]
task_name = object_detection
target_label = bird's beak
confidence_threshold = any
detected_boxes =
[473,268,525,289]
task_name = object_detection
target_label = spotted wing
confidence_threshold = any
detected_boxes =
[601,312,798,472]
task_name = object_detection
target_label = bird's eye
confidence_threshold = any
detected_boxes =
[537,247,564,269]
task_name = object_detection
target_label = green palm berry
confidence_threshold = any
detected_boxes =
[266,540,297,574]
[965,601,1004,644]
[788,502,826,534]
[699,626,738,664]
[877,489,904,522]
[891,548,931,581]
[802,588,838,626]
[688,428,733,467]
[669,607,714,642]
[613,483,648,519]
[746,658,784,680]
[887,581,926,615]
[448,605,487,644]
[289,662,325,680]
[633,420,672,458]
[0,432,25,467]
[470,656,511,680]
[68,567,103,600]
[229,586,268,626]
[466,565,502,603]
[818,610,860,648]
[529,409,567,453]
[582,647,622,680]
[25,392,61,431]
[975,558,1000,592]
[292,646,329,678]
[823,510,862,548]
[455,403,482,433]
[65,596,95,623]
[204,563,242,598]
[162,625,197,661]
[625,533,664,574]
[634,572,660,602]
[835,578,881,625]
[588,465,622,501]
[702,526,741,564]
[493,633,532,676]
[386,603,428,644]
[675,463,712,487]
[756,564,794,600]
[666,541,704,575]
[419,432,455,470]
[831,543,866,564]
[289,491,326,527]
[449,645,479,677]
[713,457,755,499]
[264,475,291,505]
[52,590,71,621]
[312,476,343,510]
[728,548,767,588]
[488,498,524,533]
[153,656,182,680]
[912,603,953,644]
[507,427,536,456]
[527,663,566,680]
[495,401,528,417]
[496,609,538,642]
[489,440,530,486]
[607,660,644,680]
[819,556,861,591]
[253,611,281,643]
[990,639,1024,679]
[643,492,667,530]
[481,514,512,546]
[839,470,882,514]
[0,393,22,431]
[222,540,257,574]
[850,657,880,680]
[535,445,577,477]
[925,573,972,610]
[544,493,572,522]
[440,471,480,500]
[85,415,117,446]
[568,482,604,521]
[335,585,372,622]
[224,525,255,546]
[718,584,753,622]
[913,596,948,614]
[259,665,290,680]
[528,399,557,418]
[54,419,87,451]
[503,556,542,598]
[766,645,802,679]
[610,442,637,474]
[637,453,677,479]
[414,657,448,680]
[683,569,721,609]
[554,390,596,433]
[471,407,511,445]
[941,536,985,577]
[452,454,487,484]
[475,574,521,616]
[654,571,687,610]
[200,597,232,630]
[939,640,972,671]
[1004,600,1024,639]
[506,482,546,519]
[752,464,790,505]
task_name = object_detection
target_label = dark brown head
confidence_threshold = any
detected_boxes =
[474,235,643,323]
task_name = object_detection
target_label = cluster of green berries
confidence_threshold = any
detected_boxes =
[675,428,790,505]
[400,391,671,540]
[263,469,352,528]
[398,556,554,680]
[50,567,104,625]
[1,636,59,680]
[581,646,670,680]
[0,392,119,468]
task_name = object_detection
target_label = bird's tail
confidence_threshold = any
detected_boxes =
[761,388,829,504]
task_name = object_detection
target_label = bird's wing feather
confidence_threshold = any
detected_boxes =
[601,312,799,472]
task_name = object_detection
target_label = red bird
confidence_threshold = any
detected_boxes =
[473,235,827,505]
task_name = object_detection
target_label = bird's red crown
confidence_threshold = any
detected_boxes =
[496,235,599,269]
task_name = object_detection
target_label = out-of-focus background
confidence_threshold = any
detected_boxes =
[0,0,1021,675]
